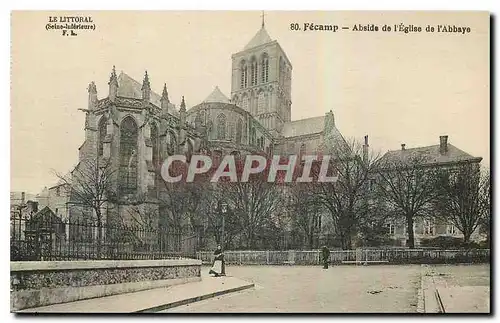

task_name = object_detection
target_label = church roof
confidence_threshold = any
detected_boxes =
[203,86,230,103]
[116,71,178,115]
[244,26,273,50]
[117,72,162,107]
[282,116,326,138]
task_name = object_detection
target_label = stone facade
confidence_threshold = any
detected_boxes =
[63,23,346,234]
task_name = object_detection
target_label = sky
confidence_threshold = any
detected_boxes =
[11,11,490,194]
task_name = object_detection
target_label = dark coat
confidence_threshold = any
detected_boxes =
[321,247,330,261]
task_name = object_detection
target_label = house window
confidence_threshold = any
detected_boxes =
[368,179,377,191]
[386,222,395,235]
[447,224,457,235]
[424,219,435,235]
[403,222,416,236]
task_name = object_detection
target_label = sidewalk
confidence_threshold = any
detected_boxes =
[437,286,489,313]
[421,264,490,314]
[18,274,254,313]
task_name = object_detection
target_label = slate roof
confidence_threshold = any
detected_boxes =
[203,86,230,103]
[244,27,273,50]
[116,72,178,115]
[282,116,325,138]
[379,143,481,166]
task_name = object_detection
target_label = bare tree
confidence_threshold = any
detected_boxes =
[375,154,440,248]
[124,203,160,251]
[309,138,380,250]
[479,168,491,245]
[433,164,490,243]
[288,183,322,249]
[56,157,117,257]
[217,157,286,250]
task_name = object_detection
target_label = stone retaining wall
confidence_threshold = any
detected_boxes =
[11,259,201,311]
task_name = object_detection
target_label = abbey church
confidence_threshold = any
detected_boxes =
[65,21,347,233]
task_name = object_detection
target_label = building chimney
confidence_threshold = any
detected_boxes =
[401,144,406,151]
[439,135,448,155]
[21,192,25,205]
[362,135,369,163]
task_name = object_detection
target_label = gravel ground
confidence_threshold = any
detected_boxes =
[162,265,422,313]
[428,264,490,287]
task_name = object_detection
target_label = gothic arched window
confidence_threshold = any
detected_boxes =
[150,123,159,168]
[257,92,265,115]
[98,116,107,156]
[216,114,226,140]
[240,60,248,89]
[228,122,235,141]
[236,118,243,144]
[186,139,194,162]
[242,95,249,112]
[119,116,138,195]
[261,53,269,83]
[250,57,258,86]
[205,120,213,140]
[167,130,177,155]
[299,143,306,160]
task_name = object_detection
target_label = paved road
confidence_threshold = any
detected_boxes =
[162,265,422,313]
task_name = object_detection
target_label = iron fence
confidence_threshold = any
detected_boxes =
[10,215,199,261]
[197,248,490,265]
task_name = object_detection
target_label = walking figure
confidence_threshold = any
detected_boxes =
[321,245,330,269]
[209,245,225,277]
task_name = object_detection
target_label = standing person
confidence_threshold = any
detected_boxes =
[321,245,330,269]
[209,245,225,277]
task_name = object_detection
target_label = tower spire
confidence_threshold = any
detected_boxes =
[261,10,265,28]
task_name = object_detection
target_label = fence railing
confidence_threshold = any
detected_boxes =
[10,215,199,261]
[197,248,490,265]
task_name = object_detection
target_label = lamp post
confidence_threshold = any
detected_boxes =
[219,202,228,276]
[220,202,227,251]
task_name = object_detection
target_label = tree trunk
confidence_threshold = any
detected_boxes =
[406,215,415,249]
[463,231,472,244]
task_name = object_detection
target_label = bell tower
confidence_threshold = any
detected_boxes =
[230,15,292,136]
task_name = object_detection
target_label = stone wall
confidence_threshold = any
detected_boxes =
[11,259,201,311]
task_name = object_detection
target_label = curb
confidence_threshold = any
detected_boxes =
[434,289,446,313]
[136,282,255,313]
[416,266,425,313]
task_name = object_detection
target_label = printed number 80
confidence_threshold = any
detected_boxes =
[290,23,300,31]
